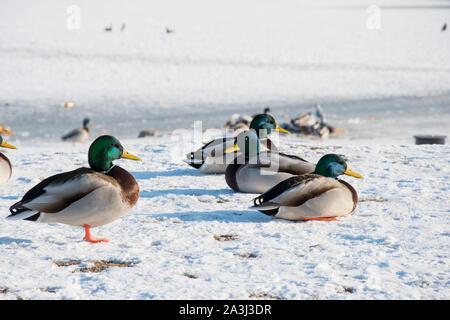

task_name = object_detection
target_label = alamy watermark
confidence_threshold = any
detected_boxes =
[170,121,283,175]
[67,5,81,30]
[366,5,381,30]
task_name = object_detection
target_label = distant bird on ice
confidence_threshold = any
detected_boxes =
[166,27,175,34]
[138,129,157,138]
[442,23,447,31]
[61,118,92,144]
[121,23,126,32]
[63,101,75,109]
[105,24,113,32]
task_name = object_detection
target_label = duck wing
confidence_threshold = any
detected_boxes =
[276,152,315,175]
[8,168,117,219]
[61,128,83,141]
[252,174,340,209]
[186,137,235,160]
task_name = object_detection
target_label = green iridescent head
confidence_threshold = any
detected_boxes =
[83,118,92,128]
[314,154,363,179]
[249,114,289,139]
[88,135,141,172]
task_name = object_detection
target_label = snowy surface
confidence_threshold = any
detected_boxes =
[0,135,449,299]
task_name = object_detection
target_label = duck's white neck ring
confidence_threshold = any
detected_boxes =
[102,164,116,174]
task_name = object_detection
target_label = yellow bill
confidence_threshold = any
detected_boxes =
[344,168,363,179]
[0,140,17,149]
[275,125,290,134]
[121,149,141,161]
[224,143,239,154]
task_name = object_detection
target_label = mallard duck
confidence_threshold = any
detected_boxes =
[0,136,17,186]
[63,101,75,109]
[184,114,288,174]
[7,135,141,243]
[251,154,362,221]
[138,129,157,138]
[251,107,272,119]
[61,118,92,144]
[225,116,316,194]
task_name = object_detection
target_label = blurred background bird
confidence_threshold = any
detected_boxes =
[61,118,92,144]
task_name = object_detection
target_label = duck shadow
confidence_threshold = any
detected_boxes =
[147,210,276,223]
[1,196,19,200]
[0,236,32,245]
[140,188,232,199]
[131,168,209,179]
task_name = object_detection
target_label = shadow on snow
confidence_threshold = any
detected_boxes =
[140,188,232,199]
[131,168,208,179]
[145,210,276,223]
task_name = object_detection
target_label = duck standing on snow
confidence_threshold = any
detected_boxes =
[184,114,288,174]
[251,154,362,221]
[7,135,141,243]
[225,114,316,194]
[61,118,92,144]
[0,136,17,186]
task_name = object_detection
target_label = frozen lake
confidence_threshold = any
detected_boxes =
[1,0,449,142]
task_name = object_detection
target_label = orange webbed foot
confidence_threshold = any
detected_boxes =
[301,216,338,222]
[83,224,109,243]
[83,236,109,243]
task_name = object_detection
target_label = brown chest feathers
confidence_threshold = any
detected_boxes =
[107,166,140,207]
[338,179,358,212]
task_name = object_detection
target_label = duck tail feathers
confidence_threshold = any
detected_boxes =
[250,202,280,211]
[7,202,40,221]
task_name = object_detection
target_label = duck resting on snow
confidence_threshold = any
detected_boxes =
[251,154,362,221]
[0,136,17,186]
[225,116,316,194]
[184,114,289,174]
[7,135,141,243]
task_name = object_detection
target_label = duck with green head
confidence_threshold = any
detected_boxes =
[224,114,317,194]
[7,135,141,243]
[61,117,93,144]
[184,113,289,174]
[0,135,17,186]
[251,154,363,221]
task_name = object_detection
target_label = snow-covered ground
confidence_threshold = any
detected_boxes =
[0,136,449,299]
[0,0,449,300]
